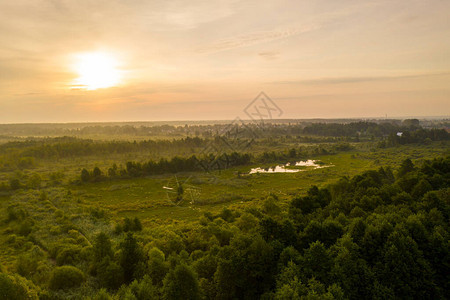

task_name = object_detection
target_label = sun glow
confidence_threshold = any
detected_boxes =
[73,52,121,90]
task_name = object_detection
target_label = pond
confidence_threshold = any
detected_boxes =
[249,160,333,174]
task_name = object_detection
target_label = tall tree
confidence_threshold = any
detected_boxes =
[162,264,200,300]
[120,233,144,284]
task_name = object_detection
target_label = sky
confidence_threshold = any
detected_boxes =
[0,0,449,123]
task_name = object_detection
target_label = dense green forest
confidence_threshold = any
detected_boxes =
[0,120,448,299]
[1,156,448,299]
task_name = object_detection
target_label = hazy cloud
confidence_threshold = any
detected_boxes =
[271,72,450,85]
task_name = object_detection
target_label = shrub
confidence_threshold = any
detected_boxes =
[0,273,38,299]
[6,205,27,222]
[55,245,82,265]
[81,169,90,182]
[17,219,34,236]
[93,288,112,300]
[48,265,85,290]
[9,178,21,190]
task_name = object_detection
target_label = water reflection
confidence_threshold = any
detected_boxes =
[249,160,332,174]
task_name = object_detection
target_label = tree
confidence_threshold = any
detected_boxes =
[301,241,332,284]
[93,167,103,181]
[162,264,200,300]
[397,159,414,177]
[123,217,134,232]
[402,119,420,128]
[98,257,124,290]
[147,247,168,286]
[133,217,142,231]
[274,261,305,299]
[93,289,112,300]
[411,179,433,199]
[262,195,281,216]
[116,275,157,299]
[120,233,144,284]
[379,230,438,298]
[81,168,90,182]
[289,148,297,158]
[94,233,113,262]
[176,183,184,203]
[330,236,374,299]
[108,163,118,177]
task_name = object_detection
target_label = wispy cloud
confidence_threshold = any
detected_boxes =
[270,72,450,85]
[196,24,320,54]
[258,51,279,60]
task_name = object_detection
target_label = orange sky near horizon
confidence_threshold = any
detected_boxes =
[0,0,449,123]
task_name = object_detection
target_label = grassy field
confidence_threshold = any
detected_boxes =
[62,143,448,225]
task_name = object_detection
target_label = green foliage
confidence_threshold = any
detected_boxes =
[147,247,169,286]
[48,265,85,290]
[398,158,415,177]
[81,168,90,182]
[9,178,21,190]
[0,125,448,299]
[93,232,114,262]
[6,205,27,222]
[0,272,39,299]
[93,167,102,179]
[55,244,82,266]
[262,194,281,216]
[27,173,42,189]
[122,217,143,232]
[98,257,124,290]
[118,275,158,299]
[119,233,144,284]
[162,264,200,300]
[93,289,112,300]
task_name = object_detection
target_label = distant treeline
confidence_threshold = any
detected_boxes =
[0,119,447,139]
[379,128,449,148]
[0,136,206,159]
[302,121,400,137]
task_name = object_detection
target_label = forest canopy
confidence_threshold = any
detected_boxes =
[1,155,448,299]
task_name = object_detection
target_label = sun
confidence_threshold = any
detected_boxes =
[73,52,121,90]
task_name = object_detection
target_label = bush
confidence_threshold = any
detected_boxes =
[0,273,38,299]
[9,178,21,190]
[48,266,85,290]
[55,245,82,265]
[6,205,27,222]
[17,219,34,236]
[81,169,90,182]
[93,288,112,300]
[122,217,143,232]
